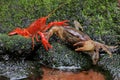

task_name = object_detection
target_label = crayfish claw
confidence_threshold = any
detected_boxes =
[37,31,52,51]
[42,39,52,51]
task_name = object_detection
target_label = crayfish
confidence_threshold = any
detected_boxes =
[46,20,116,64]
[8,4,69,50]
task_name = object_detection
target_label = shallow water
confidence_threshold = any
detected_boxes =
[41,67,105,80]
[0,54,119,80]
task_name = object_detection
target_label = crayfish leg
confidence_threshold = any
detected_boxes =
[32,36,35,50]
[37,31,52,50]
[43,20,69,32]
[35,34,40,42]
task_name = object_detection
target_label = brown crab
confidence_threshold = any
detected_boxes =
[46,20,115,64]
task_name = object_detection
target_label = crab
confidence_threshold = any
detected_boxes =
[46,20,116,64]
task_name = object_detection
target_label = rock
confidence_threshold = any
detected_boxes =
[36,36,93,71]
[0,34,34,60]
[0,60,43,80]
[0,33,94,73]
[98,53,120,80]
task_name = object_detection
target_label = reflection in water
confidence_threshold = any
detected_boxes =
[0,61,106,80]
[41,67,105,80]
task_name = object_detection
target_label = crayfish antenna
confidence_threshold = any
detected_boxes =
[46,3,66,18]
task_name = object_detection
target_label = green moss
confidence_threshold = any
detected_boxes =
[0,0,119,44]
[0,0,72,33]
[36,37,92,70]
[0,34,32,59]
[81,0,120,43]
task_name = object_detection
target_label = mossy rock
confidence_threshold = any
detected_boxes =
[0,33,33,60]
[98,53,120,80]
[0,60,43,80]
[0,33,93,72]
[36,37,93,71]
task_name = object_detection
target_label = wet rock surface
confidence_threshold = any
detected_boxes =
[98,53,120,80]
[0,34,93,79]
[36,36,93,71]
[0,60,43,80]
[0,33,119,80]
[0,34,32,60]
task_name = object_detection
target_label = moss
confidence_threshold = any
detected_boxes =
[81,0,120,44]
[0,34,33,59]
[0,0,119,44]
[0,0,72,33]
[35,36,93,71]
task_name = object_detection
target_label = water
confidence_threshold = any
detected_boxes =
[41,67,105,80]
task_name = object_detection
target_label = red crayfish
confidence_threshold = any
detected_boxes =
[8,4,69,50]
